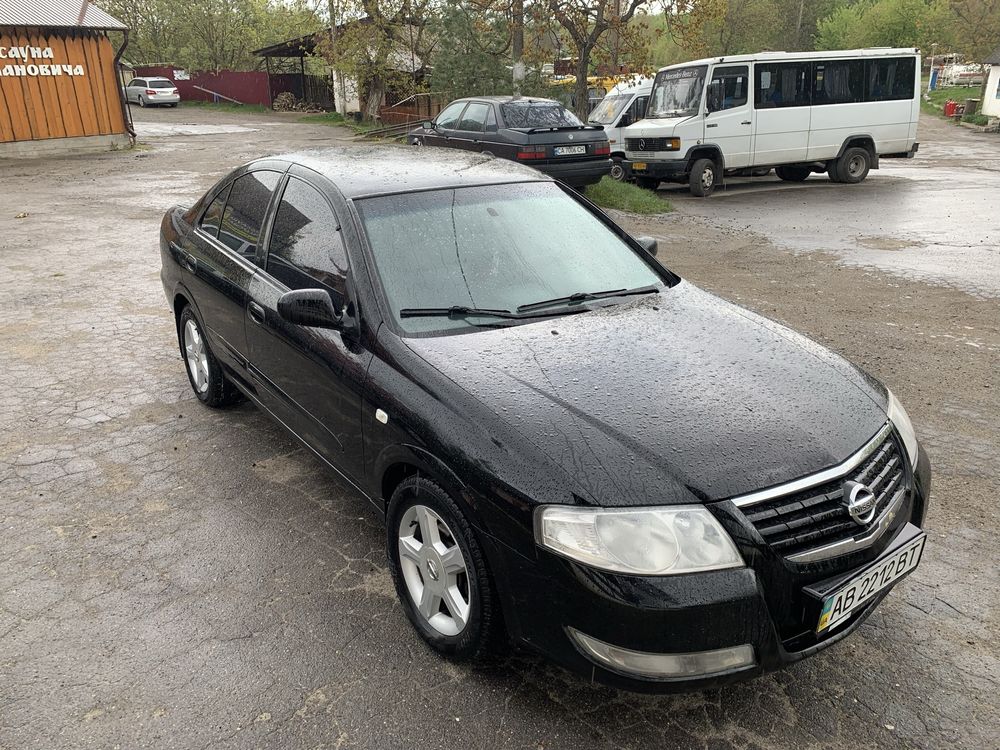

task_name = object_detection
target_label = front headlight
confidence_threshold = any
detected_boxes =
[534,505,743,575]
[887,389,919,467]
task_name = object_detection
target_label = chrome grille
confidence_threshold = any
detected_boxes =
[625,137,670,151]
[740,429,906,559]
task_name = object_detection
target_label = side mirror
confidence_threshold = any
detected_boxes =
[277,288,342,329]
[423,120,435,130]
[636,235,658,257]
[707,81,723,113]
[618,113,632,128]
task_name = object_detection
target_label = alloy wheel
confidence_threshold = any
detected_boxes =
[183,319,210,394]
[398,504,471,636]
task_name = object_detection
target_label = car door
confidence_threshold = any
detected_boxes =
[752,61,812,165]
[127,79,143,103]
[245,170,372,481]
[425,100,467,148]
[181,167,283,378]
[705,64,752,169]
[450,101,491,153]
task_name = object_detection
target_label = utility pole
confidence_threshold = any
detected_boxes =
[512,0,524,95]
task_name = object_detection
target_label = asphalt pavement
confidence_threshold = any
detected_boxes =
[0,106,997,750]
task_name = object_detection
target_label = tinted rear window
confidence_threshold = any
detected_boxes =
[149,80,174,89]
[501,103,583,128]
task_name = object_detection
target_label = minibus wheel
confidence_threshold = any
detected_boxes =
[776,166,810,182]
[836,147,871,184]
[610,158,626,181]
[689,158,717,197]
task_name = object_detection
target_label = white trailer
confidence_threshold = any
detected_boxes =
[623,48,921,196]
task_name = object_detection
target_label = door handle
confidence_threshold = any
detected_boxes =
[248,301,266,324]
[741,120,752,125]
[706,123,718,128]
[177,248,197,273]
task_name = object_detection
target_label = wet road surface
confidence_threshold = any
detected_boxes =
[658,113,1000,299]
[1,106,997,749]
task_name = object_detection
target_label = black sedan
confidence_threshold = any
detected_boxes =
[160,146,931,692]
[408,96,611,187]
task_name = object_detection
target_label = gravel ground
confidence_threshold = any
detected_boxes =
[1,106,997,750]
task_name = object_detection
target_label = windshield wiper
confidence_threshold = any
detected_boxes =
[399,305,587,320]
[516,284,660,313]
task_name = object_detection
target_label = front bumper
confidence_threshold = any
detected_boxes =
[626,155,688,180]
[482,443,931,692]
[534,158,612,187]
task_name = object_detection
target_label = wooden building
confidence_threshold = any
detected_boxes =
[0,0,132,157]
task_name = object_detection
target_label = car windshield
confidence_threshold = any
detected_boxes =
[149,80,174,88]
[648,66,706,118]
[588,94,632,125]
[356,182,665,336]
[501,102,583,128]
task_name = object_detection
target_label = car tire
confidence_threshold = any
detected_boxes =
[826,161,842,182]
[775,165,811,182]
[178,305,242,407]
[835,147,871,184]
[689,157,717,197]
[138,95,146,108]
[635,176,659,190]
[387,475,505,662]
[609,158,626,181]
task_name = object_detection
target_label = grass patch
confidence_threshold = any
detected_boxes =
[921,85,984,117]
[585,177,672,214]
[962,112,991,126]
[181,101,268,114]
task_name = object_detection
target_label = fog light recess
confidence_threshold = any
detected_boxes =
[568,627,756,679]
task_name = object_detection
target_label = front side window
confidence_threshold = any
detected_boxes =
[266,178,348,304]
[648,66,707,118]
[356,182,666,336]
[500,102,582,128]
[458,102,490,132]
[631,95,649,120]
[588,94,631,125]
[755,62,811,108]
[130,79,144,87]
[435,101,467,129]
[217,170,281,259]
[199,183,231,238]
[710,65,748,110]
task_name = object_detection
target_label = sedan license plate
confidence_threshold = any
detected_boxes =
[632,162,647,171]
[817,534,925,633]
[554,145,586,156]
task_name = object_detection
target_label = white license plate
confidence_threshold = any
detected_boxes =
[554,145,586,156]
[817,534,925,633]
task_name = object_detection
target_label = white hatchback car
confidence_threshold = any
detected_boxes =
[125,77,180,108]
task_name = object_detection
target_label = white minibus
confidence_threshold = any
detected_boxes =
[588,77,653,180]
[623,48,920,196]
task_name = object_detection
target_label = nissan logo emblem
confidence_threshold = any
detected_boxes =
[843,480,877,525]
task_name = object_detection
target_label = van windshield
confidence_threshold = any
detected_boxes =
[589,94,631,125]
[648,66,706,118]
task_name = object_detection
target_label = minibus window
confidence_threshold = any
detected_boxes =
[866,57,916,101]
[755,62,810,108]
[710,65,749,110]
[813,60,865,105]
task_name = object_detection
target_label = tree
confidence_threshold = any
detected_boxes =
[542,0,651,118]
[430,1,513,97]
[949,0,1000,61]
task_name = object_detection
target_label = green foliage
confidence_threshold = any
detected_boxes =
[816,0,956,51]
[585,177,673,214]
[429,2,513,97]
[961,112,990,125]
[96,0,321,70]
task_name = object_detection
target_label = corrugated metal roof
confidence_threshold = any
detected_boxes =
[0,0,127,30]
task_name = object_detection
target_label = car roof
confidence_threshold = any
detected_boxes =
[453,95,560,105]
[262,145,551,199]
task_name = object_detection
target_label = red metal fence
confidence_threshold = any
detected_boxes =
[134,67,303,108]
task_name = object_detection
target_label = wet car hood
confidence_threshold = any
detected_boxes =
[403,282,889,506]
